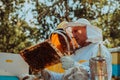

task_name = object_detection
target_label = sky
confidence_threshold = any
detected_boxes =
[16,0,119,27]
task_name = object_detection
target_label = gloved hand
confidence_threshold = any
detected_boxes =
[62,66,89,80]
[41,69,51,80]
[18,74,38,80]
[41,69,63,80]
[60,56,75,70]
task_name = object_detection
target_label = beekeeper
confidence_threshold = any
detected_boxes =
[48,18,112,80]
[19,18,112,80]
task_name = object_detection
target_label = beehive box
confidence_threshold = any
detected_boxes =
[0,53,29,76]
[111,52,120,79]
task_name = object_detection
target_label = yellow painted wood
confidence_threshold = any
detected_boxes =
[46,60,87,73]
[46,63,65,73]
[5,59,13,63]
[111,52,120,64]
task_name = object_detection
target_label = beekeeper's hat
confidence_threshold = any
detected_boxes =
[57,21,68,29]
[75,18,91,25]
[75,18,103,43]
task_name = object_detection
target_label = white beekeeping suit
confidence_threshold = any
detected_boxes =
[61,18,112,80]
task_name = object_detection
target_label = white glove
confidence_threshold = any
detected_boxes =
[41,69,63,80]
[62,66,89,80]
[18,74,37,80]
[60,56,75,70]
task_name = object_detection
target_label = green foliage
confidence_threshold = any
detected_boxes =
[32,0,120,47]
[0,0,40,53]
[0,16,33,53]
[0,0,120,53]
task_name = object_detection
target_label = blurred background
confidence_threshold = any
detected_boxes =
[0,0,120,79]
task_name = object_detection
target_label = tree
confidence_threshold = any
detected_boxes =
[0,0,41,53]
[32,0,120,47]
[0,0,120,53]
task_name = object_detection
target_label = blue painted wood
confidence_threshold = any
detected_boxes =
[112,64,120,76]
[0,76,19,80]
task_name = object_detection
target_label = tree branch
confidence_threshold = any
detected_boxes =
[64,0,70,21]
[38,0,62,21]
